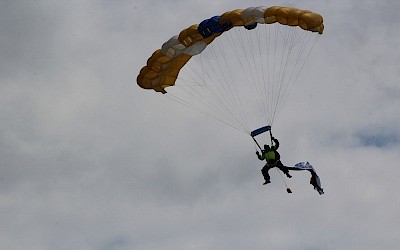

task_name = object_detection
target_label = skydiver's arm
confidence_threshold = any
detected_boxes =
[273,138,279,150]
[256,151,264,160]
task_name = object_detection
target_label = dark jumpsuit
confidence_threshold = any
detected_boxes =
[258,138,291,182]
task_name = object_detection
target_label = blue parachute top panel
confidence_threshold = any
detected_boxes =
[198,16,232,38]
[251,126,271,137]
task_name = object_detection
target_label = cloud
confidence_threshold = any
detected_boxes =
[1,1,400,249]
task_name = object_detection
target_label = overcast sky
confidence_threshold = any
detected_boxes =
[1,1,400,250]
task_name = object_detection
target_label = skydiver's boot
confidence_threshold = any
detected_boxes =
[263,180,271,185]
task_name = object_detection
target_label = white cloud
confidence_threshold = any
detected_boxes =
[1,1,399,249]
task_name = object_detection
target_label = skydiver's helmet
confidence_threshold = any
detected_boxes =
[264,144,270,151]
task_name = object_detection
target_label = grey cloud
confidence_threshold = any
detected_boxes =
[1,1,400,250]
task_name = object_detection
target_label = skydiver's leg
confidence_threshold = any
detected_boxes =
[277,161,292,178]
[261,164,272,184]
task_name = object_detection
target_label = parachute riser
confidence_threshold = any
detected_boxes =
[251,125,273,150]
[252,137,262,151]
[269,129,273,146]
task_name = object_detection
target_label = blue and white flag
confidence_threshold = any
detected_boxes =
[286,162,324,195]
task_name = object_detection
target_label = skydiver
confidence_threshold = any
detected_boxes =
[256,136,292,185]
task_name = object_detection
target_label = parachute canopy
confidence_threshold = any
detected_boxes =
[137,6,324,134]
[137,6,323,94]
